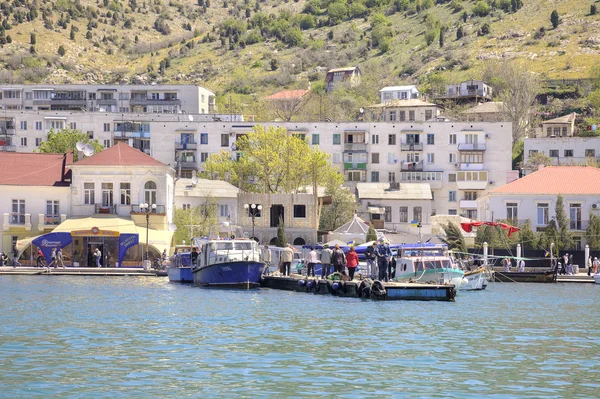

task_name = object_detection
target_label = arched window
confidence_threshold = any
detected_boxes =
[269,237,278,245]
[293,237,306,246]
[144,181,157,205]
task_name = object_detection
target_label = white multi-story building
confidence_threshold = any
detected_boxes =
[0,84,216,114]
[175,178,239,226]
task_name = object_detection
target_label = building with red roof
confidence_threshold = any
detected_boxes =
[478,166,600,249]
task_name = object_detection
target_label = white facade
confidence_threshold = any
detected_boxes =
[379,86,420,103]
[524,137,600,171]
[175,178,239,226]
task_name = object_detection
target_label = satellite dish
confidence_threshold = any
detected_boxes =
[359,108,364,113]
[168,223,177,232]
[188,114,194,122]
[76,141,85,151]
[191,175,198,185]
[82,144,95,157]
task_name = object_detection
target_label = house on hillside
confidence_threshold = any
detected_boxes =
[325,67,361,93]
[379,86,420,103]
[477,166,600,250]
[264,89,311,122]
[366,99,441,122]
[533,113,578,138]
[463,101,505,122]
[440,80,493,103]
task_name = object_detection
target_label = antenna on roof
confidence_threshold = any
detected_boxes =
[82,144,95,157]
[188,114,194,122]
[76,141,85,151]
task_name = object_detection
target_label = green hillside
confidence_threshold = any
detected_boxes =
[0,0,598,114]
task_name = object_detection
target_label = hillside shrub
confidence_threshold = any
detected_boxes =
[472,1,490,17]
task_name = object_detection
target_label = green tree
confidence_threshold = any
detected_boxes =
[550,10,559,29]
[366,225,377,242]
[319,184,356,232]
[538,219,558,254]
[592,4,598,16]
[328,2,348,24]
[441,222,467,255]
[472,1,490,17]
[555,194,574,250]
[585,214,600,250]
[518,219,538,250]
[36,128,103,161]
[439,27,444,47]
[276,216,286,247]
[523,152,552,173]
[30,32,36,44]
[173,199,219,245]
[57,45,66,56]
[456,25,464,40]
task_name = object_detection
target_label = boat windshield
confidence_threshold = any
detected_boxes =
[211,241,255,251]
[403,248,444,257]
[235,242,253,250]
[415,260,450,270]
[213,242,234,251]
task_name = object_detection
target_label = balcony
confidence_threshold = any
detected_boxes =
[0,127,15,135]
[456,180,488,190]
[0,145,16,152]
[569,220,588,231]
[457,143,486,151]
[457,163,485,171]
[130,204,166,215]
[113,131,150,139]
[97,99,117,106]
[95,204,118,214]
[38,213,67,230]
[343,162,367,170]
[459,200,478,209]
[400,171,443,189]
[51,98,87,106]
[400,143,424,151]
[343,142,367,152]
[175,141,198,150]
[3,213,32,230]
[178,158,197,169]
[401,160,424,171]
[129,98,181,106]
[33,99,52,106]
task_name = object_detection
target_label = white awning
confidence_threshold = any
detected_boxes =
[44,116,68,120]
[367,207,385,214]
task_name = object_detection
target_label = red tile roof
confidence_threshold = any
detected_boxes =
[0,152,72,186]
[490,166,600,195]
[74,142,166,167]
[265,89,310,100]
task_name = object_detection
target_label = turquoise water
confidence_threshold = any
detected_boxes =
[1,276,599,399]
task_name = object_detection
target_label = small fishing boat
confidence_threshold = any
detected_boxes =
[391,243,465,288]
[192,238,266,288]
[461,265,492,290]
[493,269,557,283]
[166,245,194,283]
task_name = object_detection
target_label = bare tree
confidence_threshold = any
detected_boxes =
[483,61,540,144]
[265,90,310,122]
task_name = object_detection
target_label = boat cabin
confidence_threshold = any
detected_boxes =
[195,239,261,268]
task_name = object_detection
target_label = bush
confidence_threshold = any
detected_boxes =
[58,45,66,56]
[472,1,490,17]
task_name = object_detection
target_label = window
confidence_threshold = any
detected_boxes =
[569,204,582,230]
[103,139,111,148]
[561,127,567,136]
[180,133,194,145]
[293,205,306,218]
[312,134,319,145]
[427,153,435,164]
[506,202,518,221]
[389,172,396,182]
[200,152,209,162]
[11,200,25,224]
[20,121,27,130]
[448,173,456,182]
[67,122,76,130]
[448,209,457,216]
[20,137,27,146]
[144,181,157,205]
[25,92,32,100]
[347,171,362,181]
[88,93,96,100]
[332,134,341,145]
[371,171,379,182]
[449,191,456,202]
[409,110,415,121]
[118,183,131,205]
[399,206,408,223]
[564,149,573,157]
[84,183,95,205]
[384,206,392,223]
[413,206,422,223]
[586,149,596,157]
[182,204,191,210]
[103,123,110,132]
[406,133,420,145]
[464,191,477,200]
[389,111,396,121]
[151,93,160,100]
[427,134,435,145]
[546,127,552,136]
[35,121,42,130]
[87,131,94,139]
[101,183,114,206]
[573,236,582,250]
[221,134,229,147]
[35,138,42,146]
[449,134,456,144]
[537,203,549,225]
[46,200,59,217]
[372,153,379,164]
[460,152,484,164]
[554,127,561,136]
[549,150,559,158]
[200,133,208,144]
[399,111,406,121]
[425,110,433,120]
[388,134,396,145]
[449,153,457,163]
[371,134,379,144]
[220,204,229,218]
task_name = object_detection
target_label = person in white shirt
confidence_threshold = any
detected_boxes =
[95,248,102,267]
[305,247,319,277]
[518,259,525,272]
[261,245,272,273]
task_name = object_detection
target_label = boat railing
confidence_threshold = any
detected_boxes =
[207,248,261,266]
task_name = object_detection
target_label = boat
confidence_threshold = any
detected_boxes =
[594,274,600,284]
[461,265,492,290]
[493,269,557,283]
[391,243,465,288]
[192,238,266,288]
[166,245,194,283]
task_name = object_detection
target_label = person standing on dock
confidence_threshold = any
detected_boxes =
[331,244,346,274]
[305,247,318,277]
[281,244,294,276]
[95,247,102,268]
[48,248,57,269]
[376,239,391,282]
[36,247,45,268]
[57,248,65,268]
[365,241,377,280]
[12,246,20,267]
[261,245,271,270]
[321,244,332,278]
[593,257,600,274]
[345,246,358,280]
[518,258,525,272]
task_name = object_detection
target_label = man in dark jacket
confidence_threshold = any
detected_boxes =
[331,244,346,274]
[375,239,392,282]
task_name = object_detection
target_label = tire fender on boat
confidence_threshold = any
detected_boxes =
[370,280,387,299]
[298,279,306,287]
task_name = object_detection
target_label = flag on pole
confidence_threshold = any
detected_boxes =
[544,250,550,257]
[410,220,420,226]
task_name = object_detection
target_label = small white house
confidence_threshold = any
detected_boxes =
[379,86,420,103]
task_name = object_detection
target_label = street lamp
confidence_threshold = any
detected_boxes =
[139,202,157,266]
[243,203,262,242]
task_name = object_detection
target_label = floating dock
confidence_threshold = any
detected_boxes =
[260,275,457,301]
[0,266,161,277]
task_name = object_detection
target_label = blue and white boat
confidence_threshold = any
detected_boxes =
[167,245,194,283]
[192,238,266,288]
[392,243,465,288]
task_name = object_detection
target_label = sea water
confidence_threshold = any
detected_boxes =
[0,276,599,398]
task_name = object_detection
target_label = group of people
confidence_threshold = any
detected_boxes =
[553,253,574,275]
[501,257,526,272]
[34,247,66,268]
[587,256,600,276]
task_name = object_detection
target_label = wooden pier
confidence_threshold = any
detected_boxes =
[260,274,457,301]
[0,266,161,277]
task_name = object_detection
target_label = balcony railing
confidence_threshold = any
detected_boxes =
[10,213,26,224]
[400,143,424,151]
[0,127,15,135]
[343,162,367,170]
[43,215,62,225]
[175,141,198,150]
[97,99,117,106]
[569,220,588,231]
[458,143,487,151]
[343,143,367,152]
[50,99,87,105]
[95,204,118,214]
[129,98,181,106]
[178,159,197,168]
[0,145,16,152]
[400,160,424,171]
[130,204,166,215]
[113,131,150,139]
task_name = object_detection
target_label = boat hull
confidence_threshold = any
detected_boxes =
[393,268,465,288]
[594,274,600,284]
[167,266,193,283]
[193,261,265,288]
[494,270,557,283]
[460,267,492,291]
